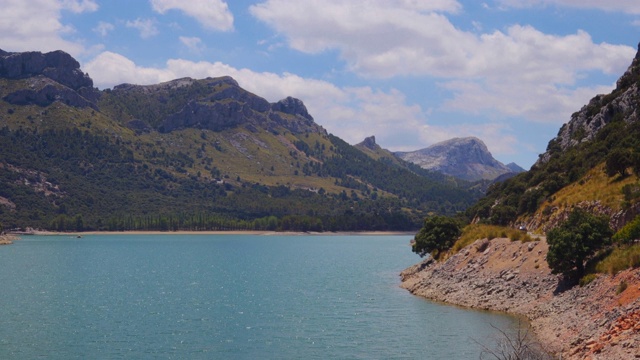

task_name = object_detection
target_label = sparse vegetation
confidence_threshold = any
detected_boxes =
[579,273,598,287]
[467,110,640,227]
[595,244,640,275]
[0,75,483,231]
[452,224,532,254]
[475,322,554,360]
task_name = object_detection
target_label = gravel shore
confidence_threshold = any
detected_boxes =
[400,237,640,359]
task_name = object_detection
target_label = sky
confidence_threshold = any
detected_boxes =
[1,1,639,169]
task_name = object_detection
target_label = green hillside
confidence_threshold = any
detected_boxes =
[0,49,482,232]
[467,45,640,232]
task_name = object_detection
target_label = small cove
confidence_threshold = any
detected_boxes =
[0,234,520,359]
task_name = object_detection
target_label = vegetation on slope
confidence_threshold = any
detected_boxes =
[0,71,483,232]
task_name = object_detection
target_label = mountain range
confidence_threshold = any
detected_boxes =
[0,49,484,232]
[469,42,640,232]
[394,136,524,181]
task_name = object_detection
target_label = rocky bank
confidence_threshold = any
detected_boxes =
[0,234,18,245]
[401,237,640,359]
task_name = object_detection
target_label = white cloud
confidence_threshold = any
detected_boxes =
[0,0,97,55]
[60,0,98,13]
[93,21,114,37]
[150,0,234,31]
[179,36,204,54]
[249,0,635,125]
[126,18,158,39]
[84,52,429,148]
[495,0,640,14]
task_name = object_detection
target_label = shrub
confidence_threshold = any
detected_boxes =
[613,214,640,245]
[412,215,461,259]
[546,208,612,280]
[579,273,598,287]
[616,280,628,295]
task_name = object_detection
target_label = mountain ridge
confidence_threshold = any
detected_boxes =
[0,49,482,231]
[394,136,523,181]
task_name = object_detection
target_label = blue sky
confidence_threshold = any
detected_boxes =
[2,0,639,169]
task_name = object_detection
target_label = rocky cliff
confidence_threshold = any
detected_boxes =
[395,137,522,181]
[106,76,324,136]
[537,42,640,165]
[0,49,99,109]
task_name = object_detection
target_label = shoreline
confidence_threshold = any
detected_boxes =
[0,234,19,245]
[11,230,416,237]
[400,237,640,359]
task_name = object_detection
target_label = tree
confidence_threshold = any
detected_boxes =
[546,208,612,280]
[613,214,640,245]
[412,216,461,258]
[605,148,632,177]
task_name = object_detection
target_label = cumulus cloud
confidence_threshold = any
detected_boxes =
[93,21,114,37]
[84,51,428,149]
[249,0,635,124]
[126,18,158,39]
[179,36,204,54]
[0,0,97,55]
[150,0,234,31]
[60,0,98,13]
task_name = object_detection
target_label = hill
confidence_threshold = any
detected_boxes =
[395,137,523,181]
[467,43,640,231]
[403,42,640,359]
[0,49,483,232]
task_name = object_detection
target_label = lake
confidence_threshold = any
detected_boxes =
[0,234,519,359]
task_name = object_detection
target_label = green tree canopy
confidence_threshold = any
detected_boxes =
[546,208,612,280]
[612,214,640,245]
[605,148,632,177]
[412,215,461,258]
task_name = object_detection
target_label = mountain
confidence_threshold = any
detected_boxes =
[394,137,522,181]
[468,42,640,231]
[0,49,483,232]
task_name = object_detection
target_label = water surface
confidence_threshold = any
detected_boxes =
[0,234,518,359]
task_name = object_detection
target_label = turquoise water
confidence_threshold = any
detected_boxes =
[0,235,518,359]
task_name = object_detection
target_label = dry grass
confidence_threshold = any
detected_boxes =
[541,163,638,212]
[452,224,532,253]
[596,244,640,275]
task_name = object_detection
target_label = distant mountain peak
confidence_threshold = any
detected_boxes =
[357,136,378,150]
[395,137,523,181]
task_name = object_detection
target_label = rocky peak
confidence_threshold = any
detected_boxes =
[537,42,640,165]
[0,49,93,90]
[358,136,378,150]
[271,96,314,123]
[395,137,520,181]
[0,49,99,109]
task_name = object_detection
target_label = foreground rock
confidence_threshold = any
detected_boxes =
[401,237,640,359]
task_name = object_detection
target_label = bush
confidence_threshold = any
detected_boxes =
[617,280,628,294]
[579,273,598,287]
[546,208,612,280]
[412,215,461,259]
[613,214,640,245]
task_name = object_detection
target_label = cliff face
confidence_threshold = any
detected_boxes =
[537,42,640,165]
[395,137,521,181]
[107,76,324,136]
[0,49,99,108]
[401,237,640,359]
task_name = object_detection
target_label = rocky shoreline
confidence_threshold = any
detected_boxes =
[0,234,18,245]
[400,237,640,359]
